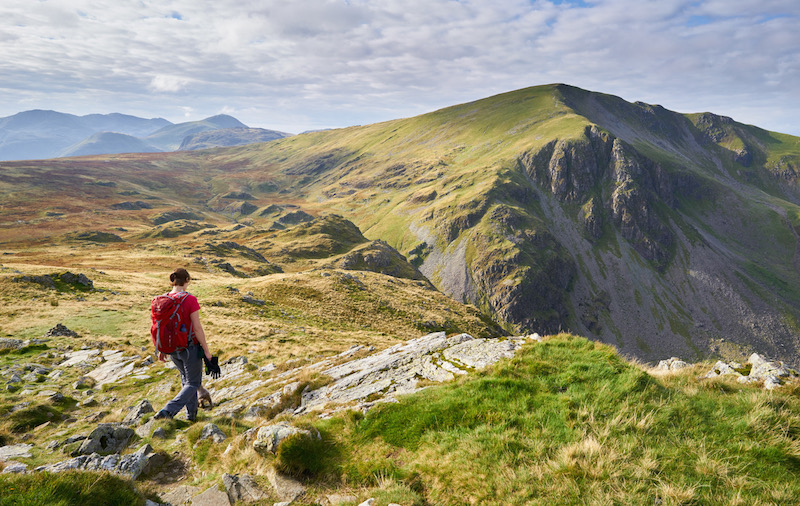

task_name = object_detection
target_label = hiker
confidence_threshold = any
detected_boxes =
[152,268,221,421]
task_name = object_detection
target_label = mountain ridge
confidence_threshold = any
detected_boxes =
[0,111,290,161]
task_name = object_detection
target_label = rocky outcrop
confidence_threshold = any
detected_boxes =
[656,357,689,371]
[73,424,134,456]
[198,332,539,422]
[329,240,427,281]
[516,126,676,270]
[152,209,203,225]
[123,400,154,425]
[0,444,33,461]
[141,220,215,239]
[298,332,537,414]
[36,443,162,480]
[13,272,94,291]
[46,324,80,338]
[266,467,307,504]
[199,424,227,443]
[111,201,152,211]
[681,353,800,390]
[252,422,314,454]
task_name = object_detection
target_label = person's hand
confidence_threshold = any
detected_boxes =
[158,352,169,362]
[204,355,221,379]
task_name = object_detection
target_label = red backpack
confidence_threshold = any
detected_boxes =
[150,292,192,354]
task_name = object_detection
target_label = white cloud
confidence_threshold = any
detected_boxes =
[149,75,191,93]
[0,0,797,135]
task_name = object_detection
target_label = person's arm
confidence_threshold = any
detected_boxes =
[190,310,212,360]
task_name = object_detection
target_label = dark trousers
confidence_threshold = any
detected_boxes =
[163,344,202,418]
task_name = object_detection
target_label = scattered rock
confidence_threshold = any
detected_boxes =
[86,350,139,386]
[80,397,98,407]
[748,353,792,379]
[326,494,359,505]
[266,467,306,503]
[36,444,161,480]
[38,390,64,403]
[241,294,265,306]
[74,424,134,456]
[703,361,741,379]
[116,444,162,480]
[59,349,101,367]
[161,485,201,505]
[0,339,24,352]
[199,424,227,444]
[73,376,96,390]
[223,473,268,503]
[123,400,154,425]
[1,462,29,474]
[58,272,94,289]
[656,357,689,371]
[191,485,232,506]
[703,353,799,389]
[0,444,34,461]
[764,375,783,390]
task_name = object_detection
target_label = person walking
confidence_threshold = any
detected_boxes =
[153,268,220,421]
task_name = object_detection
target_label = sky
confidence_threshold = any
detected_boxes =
[1,0,798,135]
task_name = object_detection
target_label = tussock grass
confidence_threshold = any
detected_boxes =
[0,471,154,506]
[299,334,800,505]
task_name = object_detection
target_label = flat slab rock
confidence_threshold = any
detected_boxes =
[298,332,533,414]
[0,444,33,461]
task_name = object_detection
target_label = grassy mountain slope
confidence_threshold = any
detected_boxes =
[2,84,800,366]
[4,85,800,504]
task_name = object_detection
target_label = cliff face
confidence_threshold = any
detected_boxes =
[517,126,676,270]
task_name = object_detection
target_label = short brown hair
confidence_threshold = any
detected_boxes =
[170,268,190,286]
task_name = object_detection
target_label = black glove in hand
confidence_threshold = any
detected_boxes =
[204,355,221,379]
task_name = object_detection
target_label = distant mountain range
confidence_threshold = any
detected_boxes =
[0,110,292,161]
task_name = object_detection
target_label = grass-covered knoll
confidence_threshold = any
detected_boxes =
[289,335,800,505]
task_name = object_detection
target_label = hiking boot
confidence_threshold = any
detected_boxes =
[153,410,172,420]
[187,411,198,422]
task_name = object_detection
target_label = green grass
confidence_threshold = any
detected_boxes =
[0,471,153,506]
[295,335,800,505]
[6,403,67,433]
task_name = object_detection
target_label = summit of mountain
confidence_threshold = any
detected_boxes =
[2,83,800,366]
[144,114,249,151]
